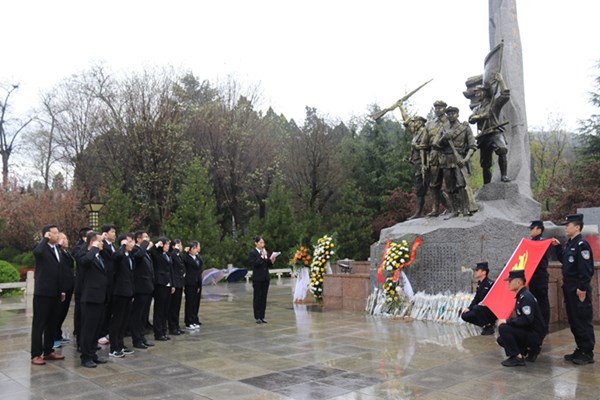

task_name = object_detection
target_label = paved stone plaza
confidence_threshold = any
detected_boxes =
[0,279,598,400]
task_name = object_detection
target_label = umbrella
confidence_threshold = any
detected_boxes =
[202,268,225,286]
[226,267,248,283]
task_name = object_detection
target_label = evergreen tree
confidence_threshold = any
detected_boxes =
[163,158,223,267]
[248,181,299,267]
[100,177,135,232]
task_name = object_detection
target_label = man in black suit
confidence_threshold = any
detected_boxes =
[168,239,185,335]
[79,232,109,368]
[109,233,136,358]
[55,232,75,345]
[98,224,117,346]
[73,227,93,351]
[182,241,203,329]
[249,236,278,324]
[31,224,66,365]
[130,231,155,349]
[149,237,175,340]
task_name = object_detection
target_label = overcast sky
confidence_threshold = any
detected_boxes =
[3,0,599,135]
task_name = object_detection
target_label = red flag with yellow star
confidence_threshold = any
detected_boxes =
[481,238,553,319]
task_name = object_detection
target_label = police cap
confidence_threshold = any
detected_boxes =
[561,213,584,225]
[473,261,489,272]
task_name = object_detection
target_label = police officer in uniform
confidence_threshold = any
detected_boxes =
[461,262,497,335]
[528,220,551,334]
[496,267,545,367]
[553,213,595,365]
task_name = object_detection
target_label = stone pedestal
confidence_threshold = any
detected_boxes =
[370,183,541,294]
[323,261,370,311]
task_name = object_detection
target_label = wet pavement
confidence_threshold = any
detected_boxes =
[0,279,598,400]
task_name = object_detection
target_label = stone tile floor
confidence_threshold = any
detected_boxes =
[0,279,598,399]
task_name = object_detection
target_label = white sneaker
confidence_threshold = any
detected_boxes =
[192,324,200,329]
[185,325,195,330]
[98,336,109,345]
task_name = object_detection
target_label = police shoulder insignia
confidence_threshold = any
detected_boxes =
[582,250,591,260]
[522,305,531,315]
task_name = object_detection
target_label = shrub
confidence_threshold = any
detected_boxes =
[0,247,20,262]
[0,260,21,297]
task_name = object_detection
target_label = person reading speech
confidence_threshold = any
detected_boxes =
[249,236,279,324]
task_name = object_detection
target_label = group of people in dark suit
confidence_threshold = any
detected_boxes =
[30,224,204,368]
[461,214,595,367]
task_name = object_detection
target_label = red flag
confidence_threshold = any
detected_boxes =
[481,239,552,319]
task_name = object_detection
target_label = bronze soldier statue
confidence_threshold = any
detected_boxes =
[433,106,477,218]
[398,102,429,219]
[424,100,451,217]
[469,72,510,184]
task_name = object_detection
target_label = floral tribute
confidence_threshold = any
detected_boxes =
[309,235,335,301]
[378,238,422,304]
[289,245,311,271]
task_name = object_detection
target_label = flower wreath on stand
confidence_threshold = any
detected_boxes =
[309,234,335,302]
[289,245,311,273]
[377,237,422,314]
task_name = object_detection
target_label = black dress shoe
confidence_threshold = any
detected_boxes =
[260,319,267,324]
[155,336,169,341]
[256,319,262,324]
[133,343,148,349]
[501,356,525,367]
[143,341,155,347]
[169,330,181,336]
[93,358,107,364]
[165,336,171,340]
[177,329,185,334]
[81,360,97,368]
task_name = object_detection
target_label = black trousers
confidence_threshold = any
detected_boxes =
[131,293,151,345]
[153,285,172,338]
[80,302,105,362]
[529,284,550,333]
[563,283,595,353]
[73,293,81,345]
[253,279,270,320]
[168,287,183,331]
[497,323,542,357]
[31,295,61,358]
[461,305,496,327]
[55,290,73,340]
[109,295,132,352]
[184,284,201,326]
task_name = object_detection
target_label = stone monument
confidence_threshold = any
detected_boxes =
[370,0,540,294]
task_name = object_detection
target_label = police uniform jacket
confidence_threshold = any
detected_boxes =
[468,276,494,310]
[529,235,549,288]
[556,233,594,291]
[505,287,545,338]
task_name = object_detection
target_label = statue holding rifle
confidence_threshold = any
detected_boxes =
[469,72,511,184]
[371,79,432,219]
[433,106,477,218]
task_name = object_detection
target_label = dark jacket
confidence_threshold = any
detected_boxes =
[112,245,135,297]
[131,242,155,294]
[555,233,595,291]
[169,249,185,289]
[59,246,75,293]
[79,247,108,304]
[72,240,88,295]
[182,252,203,287]
[249,248,272,282]
[506,287,545,339]
[150,246,173,287]
[32,238,63,297]
[468,276,494,310]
